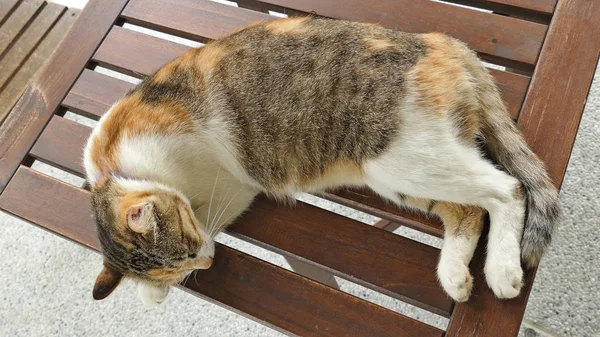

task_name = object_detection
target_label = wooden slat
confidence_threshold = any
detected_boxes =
[92,26,189,78]
[30,115,454,316]
[0,8,79,123]
[487,0,556,14]
[94,25,527,119]
[447,0,600,335]
[0,0,21,26]
[120,0,273,44]
[29,115,87,175]
[517,0,600,188]
[62,69,135,119]
[0,0,130,193]
[445,229,537,337]
[0,166,445,337]
[121,0,547,66]
[324,189,444,238]
[0,0,43,57]
[63,71,447,237]
[0,2,65,89]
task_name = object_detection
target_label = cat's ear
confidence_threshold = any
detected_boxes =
[93,265,123,300]
[127,202,153,233]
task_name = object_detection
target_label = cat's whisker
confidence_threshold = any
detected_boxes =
[209,187,242,237]
[205,166,221,234]
[207,181,233,235]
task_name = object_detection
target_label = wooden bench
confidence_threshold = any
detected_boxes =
[0,0,598,335]
[0,0,79,124]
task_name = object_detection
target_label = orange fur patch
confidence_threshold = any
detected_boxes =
[433,202,484,236]
[410,33,480,139]
[194,42,228,76]
[364,36,394,51]
[299,159,364,191]
[265,17,309,34]
[89,92,194,174]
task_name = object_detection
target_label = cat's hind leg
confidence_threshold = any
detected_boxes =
[363,137,526,300]
[373,193,484,302]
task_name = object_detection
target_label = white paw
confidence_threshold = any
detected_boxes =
[137,283,170,306]
[484,258,523,299]
[438,259,473,302]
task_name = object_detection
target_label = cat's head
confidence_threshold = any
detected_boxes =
[90,177,214,305]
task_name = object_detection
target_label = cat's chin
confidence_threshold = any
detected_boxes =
[137,283,170,307]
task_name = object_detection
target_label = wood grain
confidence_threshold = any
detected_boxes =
[0,0,43,57]
[0,0,22,27]
[0,8,78,122]
[0,0,130,193]
[517,0,600,188]
[0,2,65,89]
[62,69,135,120]
[29,116,454,316]
[0,166,445,337]
[93,25,527,119]
[29,115,87,175]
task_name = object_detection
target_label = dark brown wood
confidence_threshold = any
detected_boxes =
[0,166,445,337]
[236,0,271,13]
[120,0,273,44]
[0,8,79,122]
[445,228,537,337]
[62,69,135,120]
[487,0,556,14]
[93,25,527,119]
[0,0,43,57]
[233,0,547,66]
[28,116,453,316]
[447,0,600,335]
[0,3,65,91]
[517,0,600,188]
[92,25,189,78]
[29,115,88,175]
[0,0,130,194]
[325,189,445,238]
[229,195,453,316]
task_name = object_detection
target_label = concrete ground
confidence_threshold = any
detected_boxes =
[1,1,598,336]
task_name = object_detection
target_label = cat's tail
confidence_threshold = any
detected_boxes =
[474,67,560,268]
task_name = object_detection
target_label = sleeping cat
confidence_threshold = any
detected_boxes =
[85,17,559,305]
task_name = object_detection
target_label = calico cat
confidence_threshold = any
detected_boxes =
[85,17,559,305]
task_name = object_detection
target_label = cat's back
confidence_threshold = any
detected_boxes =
[205,18,430,191]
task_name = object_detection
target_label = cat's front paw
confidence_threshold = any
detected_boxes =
[137,283,170,306]
[484,258,523,299]
[438,260,473,302]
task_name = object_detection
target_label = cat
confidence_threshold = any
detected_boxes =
[84,17,559,305]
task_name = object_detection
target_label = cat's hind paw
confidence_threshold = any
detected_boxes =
[484,259,523,299]
[438,260,473,302]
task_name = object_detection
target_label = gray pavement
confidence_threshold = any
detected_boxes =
[0,1,598,336]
